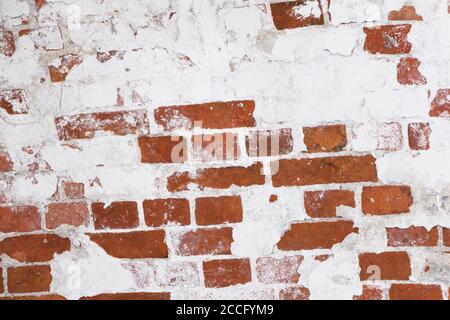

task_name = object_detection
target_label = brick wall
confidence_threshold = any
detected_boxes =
[0,0,450,300]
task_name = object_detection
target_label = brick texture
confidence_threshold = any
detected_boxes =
[0,0,448,301]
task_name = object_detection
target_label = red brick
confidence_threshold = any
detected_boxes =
[0,295,66,300]
[442,228,450,246]
[175,227,233,256]
[359,252,411,281]
[246,129,293,157]
[388,5,423,21]
[49,54,83,82]
[363,24,412,54]
[46,202,89,229]
[89,231,168,259]
[154,100,256,131]
[138,136,187,164]
[0,31,15,57]
[0,234,70,262]
[304,190,355,218]
[256,256,303,284]
[0,89,28,115]
[387,226,438,247]
[272,155,378,187]
[203,258,251,288]
[408,123,431,150]
[8,265,52,294]
[167,163,265,192]
[55,110,149,141]
[353,286,383,300]
[195,196,243,225]
[0,206,40,233]
[63,181,84,199]
[92,201,139,230]
[397,57,427,85]
[279,286,310,300]
[0,149,14,172]
[35,0,46,10]
[192,133,240,161]
[362,186,413,215]
[389,284,443,300]
[277,221,358,250]
[80,292,170,300]
[270,1,324,30]
[143,198,190,227]
[429,89,450,117]
[303,125,347,153]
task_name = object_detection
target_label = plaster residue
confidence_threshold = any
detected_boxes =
[50,233,135,300]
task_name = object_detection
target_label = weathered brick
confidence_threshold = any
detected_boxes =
[62,181,84,199]
[277,221,358,250]
[246,129,293,157]
[138,136,187,164]
[153,261,201,288]
[154,100,256,131]
[408,123,431,150]
[359,252,411,280]
[429,89,450,117]
[279,286,310,300]
[49,54,83,82]
[363,24,412,54]
[389,284,443,300]
[35,0,46,10]
[272,155,378,187]
[8,265,52,294]
[353,286,383,300]
[55,110,149,141]
[362,186,413,215]
[175,227,233,256]
[0,31,15,57]
[46,202,89,229]
[303,124,347,153]
[192,133,240,161]
[143,198,190,227]
[0,149,14,172]
[92,201,139,230]
[304,190,355,218]
[96,50,125,63]
[256,256,303,284]
[203,258,252,288]
[195,196,243,225]
[0,206,41,233]
[0,234,70,262]
[167,163,265,192]
[0,89,28,115]
[353,122,403,151]
[387,226,438,247]
[388,5,423,21]
[270,1,324,30]
[442,228,450,246]
[397,57,427,85]
[89,231,168,259]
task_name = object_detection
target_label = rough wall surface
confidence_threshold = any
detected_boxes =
[1,0,450,300]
